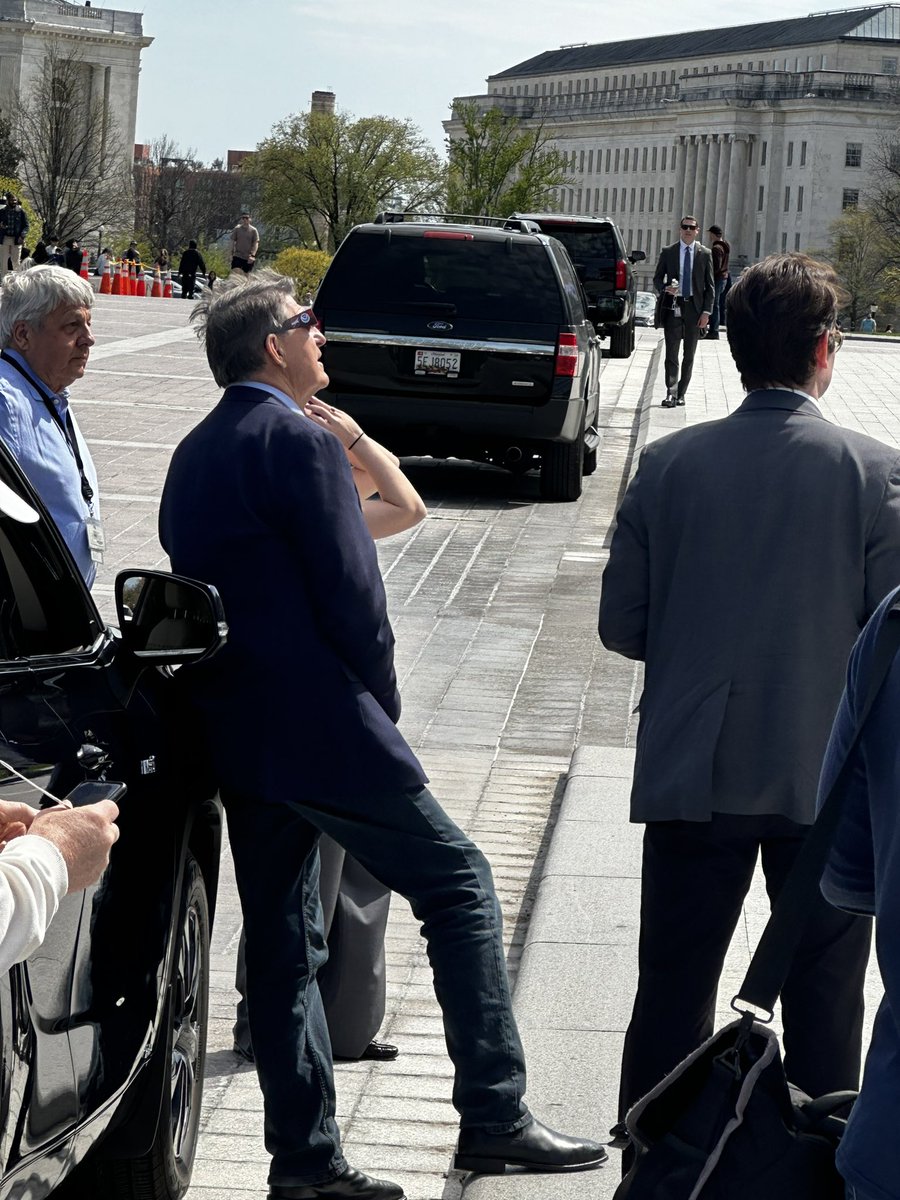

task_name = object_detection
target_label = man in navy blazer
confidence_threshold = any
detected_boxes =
[600,254,900,1139]
[653,215,715,407]
[159,272,605,1200]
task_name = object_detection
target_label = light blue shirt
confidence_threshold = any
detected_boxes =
[237,380,302,413]
[0,350,100,586]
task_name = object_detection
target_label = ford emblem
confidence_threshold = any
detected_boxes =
[427,320,453,331]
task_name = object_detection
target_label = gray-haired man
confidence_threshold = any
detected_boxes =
[0,266,102,584]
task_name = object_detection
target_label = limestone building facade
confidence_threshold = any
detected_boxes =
[445,6,900,284]
[0,1,151,170]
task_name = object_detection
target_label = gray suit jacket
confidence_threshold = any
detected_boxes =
[653,240,715,314]
[599,389,900,824]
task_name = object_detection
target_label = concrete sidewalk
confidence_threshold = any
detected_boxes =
[465,333,889,1200]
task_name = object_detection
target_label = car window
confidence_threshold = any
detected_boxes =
[0,513,96,659]
[321,232,564,323]
[547,241,588,319]
[539,228,618,280]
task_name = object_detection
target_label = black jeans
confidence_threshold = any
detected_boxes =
[618,813,871,1122]
[225,785,530,1187]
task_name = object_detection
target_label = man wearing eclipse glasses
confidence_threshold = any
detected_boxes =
[653,215,715,408]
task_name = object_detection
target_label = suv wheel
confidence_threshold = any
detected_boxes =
[540,435,584,502]
[75,856,210,1200]
[608,318,635,359]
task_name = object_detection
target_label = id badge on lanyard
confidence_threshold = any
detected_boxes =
[86,516,105,564]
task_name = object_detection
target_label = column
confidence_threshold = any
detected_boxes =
[693,135,710,225]
[725,134,750,259]
[704,135,722,230]
[714,134,732,229]
[674,135,687,228]
[682,135,699,219]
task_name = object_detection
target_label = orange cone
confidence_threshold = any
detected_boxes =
[163,270,173,299]
[130,261,138,296]
[99,259,112,294]
[79,248,90,280]
[151,267,162,298]
[110,261,121,296]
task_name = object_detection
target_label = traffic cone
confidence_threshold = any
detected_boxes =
[151,267,162,298]
[129,262,137,296]
[110,261,121,296]
[79,248,89,280]
[163,270,173,299]
[99,259,112,294]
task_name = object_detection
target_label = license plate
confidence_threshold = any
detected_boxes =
[414,349,461,378]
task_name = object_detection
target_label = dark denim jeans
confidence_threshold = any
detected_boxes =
[224,785,530,1187]
[709,278,727,336]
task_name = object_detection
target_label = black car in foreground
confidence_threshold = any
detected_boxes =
[315,212,602,502]
[509,214,646,358]
[0,442,226,1200]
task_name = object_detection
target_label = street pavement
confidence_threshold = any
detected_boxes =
[73,295,899,1199]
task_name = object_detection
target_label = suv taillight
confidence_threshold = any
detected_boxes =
[555,332,579,377]
[615,259,627,290]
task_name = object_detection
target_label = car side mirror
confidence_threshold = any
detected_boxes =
[115,570,227,664]
[629,250,647,263]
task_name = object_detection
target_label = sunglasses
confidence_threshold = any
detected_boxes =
[830,327,844,354]
[273,308,320,335]
[681,224,698,231]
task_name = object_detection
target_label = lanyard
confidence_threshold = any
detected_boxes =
[0,351,94,509]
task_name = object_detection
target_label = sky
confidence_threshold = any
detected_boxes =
[134,0,886,163]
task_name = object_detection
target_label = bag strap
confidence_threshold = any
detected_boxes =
[734,602,900,1018]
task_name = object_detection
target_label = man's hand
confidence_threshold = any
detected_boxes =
[666,284,678,295]
[698,313,710,329]
[0,799,36,849]
[28,801,120,892]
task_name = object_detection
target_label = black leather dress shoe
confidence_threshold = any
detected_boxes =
[454,1117,608,1174]
[661,395,677,408]
[676,396,685,406]
[268,1165,405,1199]
[333,1040,399,1063]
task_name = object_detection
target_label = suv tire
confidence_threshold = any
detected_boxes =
[540,435,585,502]
[608,318,635,359]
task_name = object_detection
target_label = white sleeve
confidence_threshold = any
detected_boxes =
[0,836,68,973]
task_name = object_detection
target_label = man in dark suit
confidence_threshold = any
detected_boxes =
[159,272,605,1200]
[599,253,900,1134]
[653,214,714,406]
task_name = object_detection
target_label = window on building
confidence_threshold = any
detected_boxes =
[651,71,657,85]
[807,55,813,70]
[784,186,790,211]
[579,150,585,171]
[642,147,648,170]
[615,148,620,171]
[630,189,636,212]
[603,187,609,210]
[631,74,636,86]
[633,145,638,166]
[624,148,630,171]
[516,86,521,95]
[524,84,529,95]
[668,187,674,211]
[755,231,761,257]
[661,145,668,171]
[656,229,663,255]
[737,62,743,70]
[639,187,646,212]
[703,65,709,75]
[800,141,807,166]
[842,189,860,209]
[795,233,801,250]
[576,189,583,212]
[713,65,719,73]
[588,150,594,173]
[659,186,664,211]
[884,56,898,74]
[821,55,827,69]
[845,142,862,168]
[671,69,676,83]
[758,185,765,211]
[567,80,573,93]
[748,140,753,167]
[781,232,787,251]
[761,141,768,166]
[798,186,804,212]
[652,146,658,170]
[758,60,764,70]
[649,188,655,212]
[670,145,675,170]
[642,72,648,85]
[637,229,643,249]
[787,142,793,166]
[606,148,611,172]
[611,188,617,212]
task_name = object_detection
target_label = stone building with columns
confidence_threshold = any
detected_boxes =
[445,5,900,286]
[0,1,151,173]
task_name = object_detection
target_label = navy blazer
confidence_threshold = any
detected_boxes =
[599,389,900,825]
[159,385,427,803]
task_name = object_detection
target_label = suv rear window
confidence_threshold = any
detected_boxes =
[537,227,618,277]
[320,231,564,324]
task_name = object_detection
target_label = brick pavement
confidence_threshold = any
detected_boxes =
[73,298,897,1200]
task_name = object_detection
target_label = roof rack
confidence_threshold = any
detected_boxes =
[372,211,542,234]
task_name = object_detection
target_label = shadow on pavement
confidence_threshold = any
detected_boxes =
[400,455,543,506]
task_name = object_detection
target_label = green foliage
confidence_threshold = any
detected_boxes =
[825,208,890,327]
[247,108,445,252]
[114,236,151,265]
[446,102,567,217]
[272,247,332,295]
[198,241,231,279]
[0,176,41,248]
[0,114,21,179]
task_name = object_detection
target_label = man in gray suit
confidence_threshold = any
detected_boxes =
[599,253,900,1131]
[653,215,714,406]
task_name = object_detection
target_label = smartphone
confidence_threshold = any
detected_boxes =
[64,781,128,808]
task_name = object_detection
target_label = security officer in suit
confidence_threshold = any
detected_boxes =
[600,253,900,1142]
[653,215,715,406]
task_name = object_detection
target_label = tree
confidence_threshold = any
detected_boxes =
[14,42,133,241]
[247,109,445,252]
[0,113,21,179]
[272,247,332,296]
[445,101,568,217]
[826,208,890,328]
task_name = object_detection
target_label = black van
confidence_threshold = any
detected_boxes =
[510,214,646,358]
[314,213,602,502]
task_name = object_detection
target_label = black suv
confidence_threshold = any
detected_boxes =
[510,214,645,358]
[0,442,227,1200]
[314,213,602,502]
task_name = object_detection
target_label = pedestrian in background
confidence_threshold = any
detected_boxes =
[230,211,259,273]
[0,193,29,277]
[178,240,206,299]
[860,314,877,333]
[95,247,112,277]
[599,253,900,1152]
[64,239,82,274]
[653,215,714,407]
[706,223,730,340]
